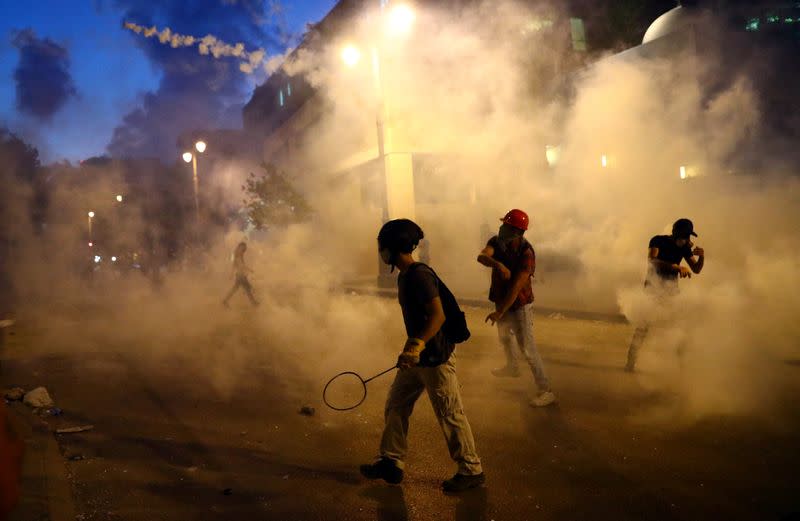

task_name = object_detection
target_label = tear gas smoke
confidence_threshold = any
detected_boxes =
[4,1,798,425]
[123,21,286,75]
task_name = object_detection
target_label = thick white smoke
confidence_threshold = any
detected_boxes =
[6,1,798,421]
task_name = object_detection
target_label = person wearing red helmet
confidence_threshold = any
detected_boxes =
[477,209,556,407]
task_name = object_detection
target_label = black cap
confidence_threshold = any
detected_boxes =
[672,218,697,238]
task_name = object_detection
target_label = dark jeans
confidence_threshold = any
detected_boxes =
[223,275,258,306]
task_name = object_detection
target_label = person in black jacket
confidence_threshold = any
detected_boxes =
[360,219,484,493]
[625,218,705,371]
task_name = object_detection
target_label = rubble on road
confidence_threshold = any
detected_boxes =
[56,425,94,434]
[23,386,54,408]
[3,387,25,401]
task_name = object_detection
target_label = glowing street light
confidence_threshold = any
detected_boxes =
[545,145,560,167]
[679,165,687,179]
[601,154,608,168]
[116,194,123,202]
[386,3,415,35]
[181,142,205,223]
[87,211,95,246]
[341,44,362,68]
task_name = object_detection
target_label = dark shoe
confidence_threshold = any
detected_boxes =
[442,472,485,492]
[360,458,403,485]
[491,366,519,377]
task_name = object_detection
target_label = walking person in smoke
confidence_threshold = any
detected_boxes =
[625,218,705,372]
[360,219,485,493]
[222,241,259,307]
[478,209,556,407]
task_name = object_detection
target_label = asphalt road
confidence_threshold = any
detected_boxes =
[3,296,799,521]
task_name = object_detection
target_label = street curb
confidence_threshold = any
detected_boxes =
[340,286,629,324]
[6,403,76,521]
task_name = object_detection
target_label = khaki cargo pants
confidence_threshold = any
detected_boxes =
[379,355,483,476]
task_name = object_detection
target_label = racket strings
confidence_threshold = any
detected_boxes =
[323,372,368,411]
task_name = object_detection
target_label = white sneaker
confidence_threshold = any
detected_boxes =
[530,391,557,407]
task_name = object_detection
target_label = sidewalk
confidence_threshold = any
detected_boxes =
[2,318,75,521]
[4,404,75,521]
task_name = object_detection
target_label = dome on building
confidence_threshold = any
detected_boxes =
[642,6,712,45]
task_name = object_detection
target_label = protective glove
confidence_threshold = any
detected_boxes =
[397,337,425,369]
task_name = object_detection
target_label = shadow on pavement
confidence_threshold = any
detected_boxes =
[360,484,408,521]
[454,485,488,521]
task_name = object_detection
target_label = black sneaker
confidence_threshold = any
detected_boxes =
[491,366,520,377]
[359,458,403,485]
[442,472,485,492]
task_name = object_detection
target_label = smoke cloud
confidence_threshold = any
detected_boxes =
[122,21,286,75]
[4,0,798,428]
[108,0,290,160]
[247,0,800,420]
[11,29,77,122]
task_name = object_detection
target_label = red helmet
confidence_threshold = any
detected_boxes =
[500,209,529,231]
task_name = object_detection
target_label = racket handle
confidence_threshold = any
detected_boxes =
[363,365,398,383]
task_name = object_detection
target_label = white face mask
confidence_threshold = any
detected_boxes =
[379,248,393,265]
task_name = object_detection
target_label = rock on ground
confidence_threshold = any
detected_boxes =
[23,387,54,408]
[3,387,25,401]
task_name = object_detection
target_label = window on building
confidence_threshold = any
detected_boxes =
[279,89,284,107]
[570,18,587,52]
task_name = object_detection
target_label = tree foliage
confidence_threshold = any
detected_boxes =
[242,163,311,230]
[0,128,39,182]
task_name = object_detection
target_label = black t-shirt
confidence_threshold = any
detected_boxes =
[397,263,454,367]
[646,235,693,285]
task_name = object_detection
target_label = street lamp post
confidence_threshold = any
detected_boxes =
[182,141,206,224]
[87,211,95,246]
[341,4,415,287]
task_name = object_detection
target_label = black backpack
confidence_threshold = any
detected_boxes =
[408,263,471,344]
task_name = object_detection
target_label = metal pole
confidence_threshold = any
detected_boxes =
[373,45,395,288]
[191,154,200,224]
[372,46,388,220]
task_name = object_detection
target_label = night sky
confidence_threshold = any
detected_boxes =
[0,1,337,163]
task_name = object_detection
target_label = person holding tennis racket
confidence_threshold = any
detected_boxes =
[359,219,485,493]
